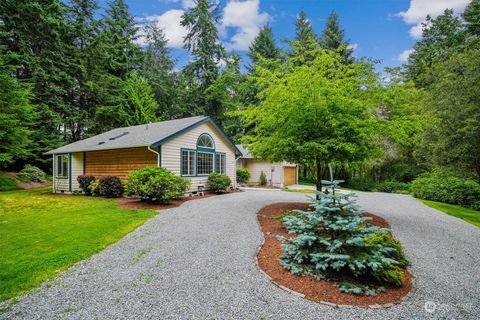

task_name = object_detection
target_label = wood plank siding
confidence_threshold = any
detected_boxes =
[85,147,157,180]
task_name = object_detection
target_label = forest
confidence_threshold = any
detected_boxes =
[1,0,479,196]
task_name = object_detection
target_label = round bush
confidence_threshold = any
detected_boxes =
[207,172,231,193]
[236,168,250,184]
[98,176,124,198]
[17,165,46,183]
[77,175,95,195]
[125,167,190,204]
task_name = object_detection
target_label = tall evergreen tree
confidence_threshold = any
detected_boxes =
[100,0,141,78]
[0,0,72,167]
[247,25,281,66]
[405,9,466,88]
[0,55,34,167]
[295,10,317,48]
[181,0,225,88]
[66,0,99,141]
[139,24,177,120]
[91,0,142,133]
[290,10,318,64]
[318,11,354,63]
[118,72,158,127]
[180,0,226,121]
[463,0,480,37]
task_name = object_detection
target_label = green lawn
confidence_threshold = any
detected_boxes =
[419,199,480,228]
[0,188,156,301]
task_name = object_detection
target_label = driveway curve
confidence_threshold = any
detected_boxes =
[1,190,479,319]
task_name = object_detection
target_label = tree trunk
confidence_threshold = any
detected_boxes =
[316,157,322,199]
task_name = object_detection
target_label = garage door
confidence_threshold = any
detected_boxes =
[283,167,296,186]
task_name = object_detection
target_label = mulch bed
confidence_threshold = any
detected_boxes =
[256,202,413,307]
[118,189,243,210]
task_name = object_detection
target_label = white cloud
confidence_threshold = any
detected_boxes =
[165,0,195,9]
[222,0,271,51]
[398,48,414,62]
[136,9,188,48]
[347,43,358,52]
[397,0,469,38]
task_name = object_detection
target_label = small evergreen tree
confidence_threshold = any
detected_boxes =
[259,170,267,186]
[279,170,408,295]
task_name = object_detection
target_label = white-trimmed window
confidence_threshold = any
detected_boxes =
[55,154,69,178]
[215,153,226,174]
[181,150,195,176]
[197,133,214,149]
[197,152,214,175]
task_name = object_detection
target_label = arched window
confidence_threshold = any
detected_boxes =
[197,133,214,149]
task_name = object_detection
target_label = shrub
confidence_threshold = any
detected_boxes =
[17,165,46,183]
[345,180,410,194]
[88,181,100,196]
[0,176,19,191]
[236,168,250,184]
[279,177,408,295]
[98,176,123,198]
[77,175,95,195]
[125,167,190,204]
[411,171,480,210]
[259,170,267,186]
[207,172,231,193]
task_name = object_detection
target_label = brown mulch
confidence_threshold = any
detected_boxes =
[256,202,413,307]
[118,189,243,210]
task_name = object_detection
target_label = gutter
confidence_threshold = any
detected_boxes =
[148,146,161,167]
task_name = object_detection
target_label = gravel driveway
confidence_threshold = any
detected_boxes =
[1,190,479,319]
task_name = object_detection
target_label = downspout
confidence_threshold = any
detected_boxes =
[148,146,160,167]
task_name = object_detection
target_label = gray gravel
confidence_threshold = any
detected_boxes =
[1,190,479,319]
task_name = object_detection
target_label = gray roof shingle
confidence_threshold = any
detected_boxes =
[236,145,253,159]
[45,116,209,154]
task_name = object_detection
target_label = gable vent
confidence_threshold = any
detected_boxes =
[109,132,129,141]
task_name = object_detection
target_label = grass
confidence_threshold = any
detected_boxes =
[0,188,157,301]
[0,176,19,191]
[419,199,480,228]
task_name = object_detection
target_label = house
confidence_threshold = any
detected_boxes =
[45,116,240,194]
[236,145,298,188]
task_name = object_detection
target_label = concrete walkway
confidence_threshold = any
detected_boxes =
[1,190,479,319]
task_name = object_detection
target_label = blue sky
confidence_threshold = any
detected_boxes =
[113,0,471,72]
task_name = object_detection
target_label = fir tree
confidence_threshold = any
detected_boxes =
[279,170,408,295]
[0,55,34,167]
[318,11,354,63]
[289,10,319,64]
[295,10,317,48]
[100,0,141,79]
[66,0,99,141]
[139,24,177,120]
[247,25,281,66]
[181,0,225,88]
[464,0,480,37]
[0,0,72,167]
[118,72,158,127]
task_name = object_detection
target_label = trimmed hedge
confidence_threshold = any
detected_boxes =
[0,176,19,191]
[411,173,480,210]
[98,176,124,198]
[125,167,190,204]
[207,172,231,193]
